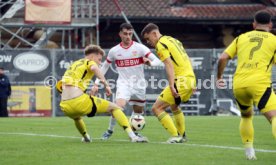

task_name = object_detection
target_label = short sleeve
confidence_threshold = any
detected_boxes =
[224,37,238,59]
[87,60,97,69]
[138,43,151,57]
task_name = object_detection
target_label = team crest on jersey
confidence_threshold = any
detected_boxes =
[132,51,138,56]
[116,54,122,57]
[158,53,163,58]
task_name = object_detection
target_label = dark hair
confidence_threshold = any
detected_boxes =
[254,10,271,24]
[141,23,159,37]
[0,67,4,70]
[84,45,105,56]
[120,23,133,31]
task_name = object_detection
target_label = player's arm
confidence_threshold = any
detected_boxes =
[94,61,111,85]
[163,58,179,98]
[143,53,164,67]
[90,64,111,96]
[217,52,231,88]
[217,37,238,80]
[217,52,231,79]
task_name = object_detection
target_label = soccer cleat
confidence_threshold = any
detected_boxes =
[134,132,143,138]
[167,136,183,143]
[101,129,113,140]
[245,147,257,160]
[81,134,91,143]
[131,135,149,143]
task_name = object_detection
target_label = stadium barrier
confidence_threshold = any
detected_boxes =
[1,49,275,117]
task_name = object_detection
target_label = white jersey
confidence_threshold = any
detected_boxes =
[106,41,150,88]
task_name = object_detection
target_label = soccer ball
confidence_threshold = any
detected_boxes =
[129,114,145,131]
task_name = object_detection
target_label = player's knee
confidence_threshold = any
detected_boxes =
[74,117,81,121]
[151,105,158,115]
[241,111,253,118]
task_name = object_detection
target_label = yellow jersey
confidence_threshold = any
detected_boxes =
[225,30,276,88]
[155,36,195,78]
[62,59,97,91]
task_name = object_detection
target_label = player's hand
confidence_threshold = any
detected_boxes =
[170,86,180,98]
[91,85,99,96]
[143,57,151,66]
[105,86,112,97]
[217,78,226,89]
[192,88,197,94]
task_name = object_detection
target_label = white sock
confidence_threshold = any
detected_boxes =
[108,116,117,131]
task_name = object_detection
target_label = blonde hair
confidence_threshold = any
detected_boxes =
[84,45,105,56]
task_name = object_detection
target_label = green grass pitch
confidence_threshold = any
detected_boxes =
[0,116,275,165]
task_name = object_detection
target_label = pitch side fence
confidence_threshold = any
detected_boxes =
[1,49,275,117]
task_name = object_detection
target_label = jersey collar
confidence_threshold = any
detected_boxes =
[120,41,134,49]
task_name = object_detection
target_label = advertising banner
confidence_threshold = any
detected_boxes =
[25,0,71,24]
[8,86,52,117]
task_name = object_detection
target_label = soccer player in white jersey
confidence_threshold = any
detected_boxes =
[92,23,162,140]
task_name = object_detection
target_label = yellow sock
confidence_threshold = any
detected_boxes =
[158,111,178,137]
[112,108,133,134]
[173,108,185,136]
[239,116,254,147]
[74,118,88,137]
[272,116,276,140]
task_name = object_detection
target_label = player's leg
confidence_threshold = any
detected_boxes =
[73,117,91,142]
[60,94,92,142]
[264,110,276,139]
[171,79,194,140]
[152,86,182,143]
[152,98,182,143]
[101,98,128,140]
[171,104,186,140]
[259,87,276,139]
[101,85,131,140]
[95,96,147,142]
[234,88,256,160]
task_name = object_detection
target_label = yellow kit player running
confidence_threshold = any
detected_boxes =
[58,45,148,143]
[141,23,196,143]
[217,10,276,160]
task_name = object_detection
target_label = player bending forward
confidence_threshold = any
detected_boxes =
[59,45,148,143]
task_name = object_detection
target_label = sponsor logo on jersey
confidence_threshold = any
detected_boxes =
[115,57,143,67]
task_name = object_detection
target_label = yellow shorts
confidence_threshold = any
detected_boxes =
[234,86,276,113]
[158,77,195,105]
[60,94,110,119]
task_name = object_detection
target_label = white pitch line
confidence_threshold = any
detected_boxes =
[0,132,276,153]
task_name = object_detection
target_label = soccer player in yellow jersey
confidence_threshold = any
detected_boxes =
[217,10,276,160]
[141,23,196,143]
[59,45,148,143]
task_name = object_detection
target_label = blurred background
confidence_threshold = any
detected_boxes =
[1,0,275,117]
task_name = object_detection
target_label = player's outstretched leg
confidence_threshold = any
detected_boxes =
[111,107,148,143]
[74,117,91,143]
